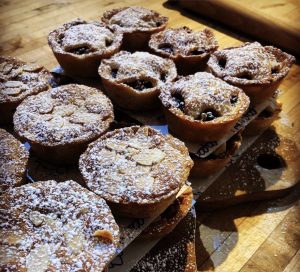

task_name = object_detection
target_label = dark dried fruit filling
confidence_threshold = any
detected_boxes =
[189,49,205,56]
[198,109,220,121]
[218,57,227,68]
[111,69,118,78]
[67,46,94,55]
[126,80,153,91]
[158,43,174,55]
[172,93,185,112]
[230,95,238,104]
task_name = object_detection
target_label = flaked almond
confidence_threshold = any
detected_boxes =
[132,148,166,166]
[93,229,113,244]
[39,103,54,114]
[136,175,155,189]
[5,80,23,88]
[22,64,43,72]
[105,139,127,152]
[29,211,45,227]
[0,62,13,74]
[26,244,50,272]
[1,88,23,96]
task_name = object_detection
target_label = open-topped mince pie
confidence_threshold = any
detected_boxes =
[99,51,177,110]
[149,27,218,75]
[0,56,51,124]
[159,72,250,142]
[207,42,295,103]
[0,180,119,272]
[101,6,168,51]
[79,126,193,218]
[13,84,114,164]
[48,19,123,77]
[0,129,29,194]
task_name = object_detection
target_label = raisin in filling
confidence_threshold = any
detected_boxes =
[218,57,227,69]
[230,95,238,104]
[111,69,118,78]
[160,72,167,82]
[197,109,220,121]
[126,80,153,91]
[238,71,253,80]
[105,39,113,47]
[158,43,174,55]
[172,93,185,112]
[67,46,94,55]
[189,49,205,56]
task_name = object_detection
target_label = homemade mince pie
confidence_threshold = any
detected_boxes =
[0,180,119,272]
[159,72,250,142]
[0,129,29,194]
[101,6,168,51]
[13,84,114,164]
[190,132,242,178]
[140,186,193,239]
[149,27,218,75]
[207,42,295,103]
[48,19,123,77]
[0,56,51,124]
[99,51,177,110]
[79,126,193,218]
[244,100,282,136]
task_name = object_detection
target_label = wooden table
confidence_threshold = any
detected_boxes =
[1,1,299,271]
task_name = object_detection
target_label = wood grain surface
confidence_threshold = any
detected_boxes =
[1,1,299,271]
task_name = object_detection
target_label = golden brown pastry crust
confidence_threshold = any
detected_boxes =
[79,126,193,218]
[101,6,168,51]
[0,56,51,124]
[48,19,123,77]
[0,180,119,272]
[99,51,177,111]
[190,132,242,178]
[207,42,295,103]
[159,72,250,142]
[0,129,29,194]
[149,27,218,75]
[13,84,114,164]
[244,100,282,136]
[140,186,193,239]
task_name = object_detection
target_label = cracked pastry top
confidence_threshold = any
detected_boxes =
[207,42,295,85]
[13,84,114,146]
[99,51,177,91]
[0,129,29,194]
[101,6,168,33]
[79,126,193,205]
[0,180,119,271]
[160,72,250,123]
[149,27,218,58]
[0,56,51,104]
[48,18,122,57]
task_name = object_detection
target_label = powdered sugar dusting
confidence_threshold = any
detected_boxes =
[79,126,193,204]
[0,180,119,271]
[159,72,250,121]
[13,84,114,146]
[0,56,51,103]
[0,129,29,194]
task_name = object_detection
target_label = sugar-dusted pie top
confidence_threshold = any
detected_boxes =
[0,56,51,104]
[99,51,177,91]
[101,6,168,33]
[79,126,193,204]
[14,84,114,146]
[149,27,218,57]
[0,129,29,194]
[0,180,119,272]
[208,42,295,85]
[48,19,122,55]
[160,72,250,122]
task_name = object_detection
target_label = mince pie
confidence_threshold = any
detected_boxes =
[0,129,29,194]
[159,72,250,142]
[0,56,51,124]
[0,180,119,272]
[79,126,193,218]
[190,132,242,178]
[101,6,168,51]
[99,51,177,110]
[208,42,295,103]
[140,186,193,239]
[244,100,282,136]
[13,84,114,164]
[48,19,123,77]
[149,27,218,75]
